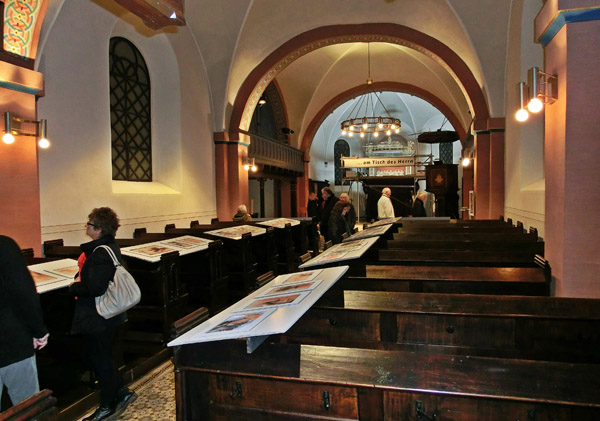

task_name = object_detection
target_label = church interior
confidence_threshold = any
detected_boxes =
[1,0,599,419]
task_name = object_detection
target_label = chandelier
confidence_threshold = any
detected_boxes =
[340,43,401,139]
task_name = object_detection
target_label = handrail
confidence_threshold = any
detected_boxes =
[247,133,304,174]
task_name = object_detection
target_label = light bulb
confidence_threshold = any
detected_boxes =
[362,123,368,129]
[390,124,396,130]
[251,165,257,172]
[341,129,347,135]
[38,138,50,148]
[2,132,15,144]
[394,128,400,134]
[527,97,543,113]
[243,164,250,170]
[360,132,365,138]
[378,123,383,129]
[461,157,471,167]
[386,130,391,136]
[515,108,529,122]
[349,125,354,131]
[373,131,379,137]
[348,132,353,137]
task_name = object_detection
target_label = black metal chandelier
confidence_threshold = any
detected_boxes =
[340,44,401,139]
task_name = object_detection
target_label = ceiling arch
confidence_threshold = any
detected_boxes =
[228,23,489,141]
[301,81,467,159]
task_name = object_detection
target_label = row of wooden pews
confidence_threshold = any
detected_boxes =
[169,217,600,419]
[21,217,319,417]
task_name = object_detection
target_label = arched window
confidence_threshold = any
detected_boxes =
[109,37,152,181]
[334,139,350,185]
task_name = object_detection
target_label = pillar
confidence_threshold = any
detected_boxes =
[535,1,600,297]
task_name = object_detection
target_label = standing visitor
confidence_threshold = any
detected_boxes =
[69,207,135,421]
[377,187,395,218]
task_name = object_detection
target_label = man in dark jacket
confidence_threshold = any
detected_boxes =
[0,235,49,406]
[320,187,338,242]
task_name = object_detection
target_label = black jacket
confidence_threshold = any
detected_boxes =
[0,235,48,367]
[68,235,126,334]
[307,198,321,219]
[328,212,352,245]
[320,195,338,234]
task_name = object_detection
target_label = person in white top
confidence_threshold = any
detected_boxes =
[377,187,395,218]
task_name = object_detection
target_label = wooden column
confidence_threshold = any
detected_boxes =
[274,179,282,217]
[259,178,266,218]
[291,180,297,217]
[535,1,600,297]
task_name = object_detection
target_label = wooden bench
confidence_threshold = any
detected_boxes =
[282,290,599,363]
[378,248,544,267]
[173,339,600,419]
[340,258,550,295]
[0,389,58,420]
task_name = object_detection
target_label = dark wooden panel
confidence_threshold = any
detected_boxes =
[209,374,358,418]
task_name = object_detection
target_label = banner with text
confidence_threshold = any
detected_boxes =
[341,156,415,168]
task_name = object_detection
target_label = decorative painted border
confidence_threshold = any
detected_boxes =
[537,7,600,46]
[3,0,42,58]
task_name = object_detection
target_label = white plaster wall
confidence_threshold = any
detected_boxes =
[504,0,545,237]
[36,0,216,246]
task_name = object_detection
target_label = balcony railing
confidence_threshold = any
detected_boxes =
[248,133,304,174]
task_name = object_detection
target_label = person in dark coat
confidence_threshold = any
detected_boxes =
[0,235,49,406]
[339,192,357,231]
[307,191,321,219]
[319,187,338,242]
[328,202,353,244]
[69,207,135,421]
[410,191,427,217]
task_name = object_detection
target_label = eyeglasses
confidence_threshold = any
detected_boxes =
[86,222,99,228]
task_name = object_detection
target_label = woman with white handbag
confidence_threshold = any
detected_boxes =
[68,207,136,421]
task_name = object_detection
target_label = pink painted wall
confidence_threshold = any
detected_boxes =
[0,89,42,253]
[544,20,600,297]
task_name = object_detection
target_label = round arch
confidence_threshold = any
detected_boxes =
[229,23,489,143]
[301,81,467,157]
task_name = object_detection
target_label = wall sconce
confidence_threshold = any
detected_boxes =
[516,67,558,122]
[461,149,474,167]
[243,157,257,172]
[3,112,50,148]
[515,82,530,122]
[258,96,267,107]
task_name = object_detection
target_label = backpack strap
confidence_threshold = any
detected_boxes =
[93,245,121,267]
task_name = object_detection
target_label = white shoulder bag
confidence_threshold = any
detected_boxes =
[94,245,141,319]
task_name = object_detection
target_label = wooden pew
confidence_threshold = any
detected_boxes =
[163,223,278,278]
[0,389,58,421]
[173,338,600,419]
[123,250,189,349]
[281,290,599,363]
[378,248,544,267]
[340,257,550,296]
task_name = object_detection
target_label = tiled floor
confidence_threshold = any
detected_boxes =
[79,361,175,420]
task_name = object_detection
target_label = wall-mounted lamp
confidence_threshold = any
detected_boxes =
[515,82,530,122]
[3,112,50,148]
[461,149,474,167]
[243,157,257,172]
[258,96,267,107]
[516,67,558,122]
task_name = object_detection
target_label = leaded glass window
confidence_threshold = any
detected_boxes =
[110,37,152,181]
[334,139,350,185]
